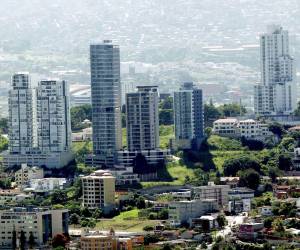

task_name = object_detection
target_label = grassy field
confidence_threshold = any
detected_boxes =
[141,135,257,187]
[159,125,174,149]
[72,141,92,153]
[95,209,158,232]
[141,158,196,188]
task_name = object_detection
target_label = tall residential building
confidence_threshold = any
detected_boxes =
[254,25,297,115]
[126,86,159,151]
[81,170,116,213]
[36,80,71,153]
[174,82,204,149]
[90,40,122,166]
[8,73,36,154]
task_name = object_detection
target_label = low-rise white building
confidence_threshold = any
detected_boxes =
[72,127,93,142]
[212,118,239,137]
[29,178,67,192]
[168,199,218,225]
[260,206,273,216]
[213,118,271,140]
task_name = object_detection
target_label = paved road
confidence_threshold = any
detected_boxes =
[217,215,246,238]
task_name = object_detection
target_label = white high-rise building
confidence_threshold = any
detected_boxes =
[4,74,73,169]
[174,82,204,149]
[254,25,297,115]
[126,86,160,151]
[8,73,36,154]
[36,80,71,153]
[90,40,122,166]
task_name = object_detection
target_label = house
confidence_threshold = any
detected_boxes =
[260,206,273,216]
[238,222,264,240]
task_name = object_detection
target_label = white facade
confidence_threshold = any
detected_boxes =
[168,199,218,225]
[213,118,271,140]
[238,119,272,140]
[126,86,160,151]
[212,118,239,137]
[5,74,73,169]
[8,73,36,154]
[29,178,67,192]
[260,206,273,216]
[254,25,297,115]
[174,82,204,149]
[36,80,71,153]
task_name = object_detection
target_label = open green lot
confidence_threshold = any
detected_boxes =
[95,209,159,232]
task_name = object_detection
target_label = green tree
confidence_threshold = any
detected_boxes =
[268,122,285,138]
[159,109,173,125]
[279,137,295,152]
[264,217,274,229]
[51,190,68,205]
[28,232,36,249]
[144,234,160,245]
[278,152,293,171]
[216,214,227,228]
[136,196,146,209]
[159,96,173,109]
[70,104,92,131]
[75,141,92,163]
[143,225,154,231]
[81,207,92,218]
[20,230,26,250]
[52,234,68,248]
[0,135,8,151]
[201,242,208,249]
[87,218,96,228]
[223,156,261,176]
[0,118,8,133]
[273,219,285,233]
[294,101,300,117]
[162,244,172,250]
[204,103,222,124]
[0,178,11,189]
[157,208,168,220]
[92,208,102,219]
[69,213,80,225]
[12,229,17,250]
[205,127,213,137]
[219,103,246,117]
[238,169,260,190]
